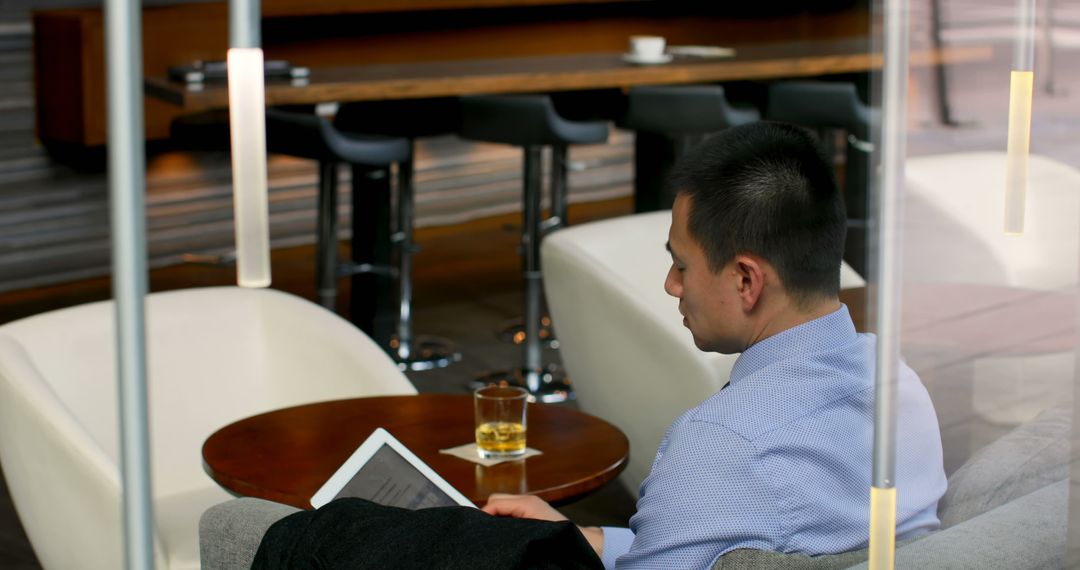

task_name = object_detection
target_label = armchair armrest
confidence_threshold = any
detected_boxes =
[200,498,301,570]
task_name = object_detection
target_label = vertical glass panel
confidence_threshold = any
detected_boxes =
[871,0,1078,565]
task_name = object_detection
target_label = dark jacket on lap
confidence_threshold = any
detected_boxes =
[252,498,603,569]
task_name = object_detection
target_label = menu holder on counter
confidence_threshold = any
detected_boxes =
[168,59,310,84]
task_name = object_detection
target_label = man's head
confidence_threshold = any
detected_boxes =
[664,121,846,353]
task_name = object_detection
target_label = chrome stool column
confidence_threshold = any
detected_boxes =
[334,99,464,371]
[497,141,568,350]
[265,108,462,370]
[387,141,462,370]
[460,95,608,403]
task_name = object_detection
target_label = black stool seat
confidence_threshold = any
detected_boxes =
[330,100,465,372]
[169,110,232,151]
[335,98,462,139]
[460,95,608,147]
[766,81,871,141]
[266,108,410,165]
[262,108,414,329]
[622,85,761,134]
[618,84,760,213]
[766,80,873,276]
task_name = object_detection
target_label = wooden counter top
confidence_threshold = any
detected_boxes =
[146,39,992,112]
[34,0,872,147]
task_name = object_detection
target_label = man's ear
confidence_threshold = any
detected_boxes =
[732,254,766,312]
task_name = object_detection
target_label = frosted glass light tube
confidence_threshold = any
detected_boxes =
[227,47,272,288]
[1005,0,1037,235]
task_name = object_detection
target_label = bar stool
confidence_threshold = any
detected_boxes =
[333,99,465,371]
[264,107,460,371]
[497,90,626,351]
[766,81,873,276]
[459,94,609,402]
[620,85,761,212]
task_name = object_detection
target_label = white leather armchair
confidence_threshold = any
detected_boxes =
[542,211,865,492]
[902,152,1080,440]
[0,286,416,570]
[904,152,1080,290]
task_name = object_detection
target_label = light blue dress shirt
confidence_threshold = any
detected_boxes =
[600,304,946,569]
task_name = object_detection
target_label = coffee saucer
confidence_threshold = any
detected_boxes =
[621,53,674,65]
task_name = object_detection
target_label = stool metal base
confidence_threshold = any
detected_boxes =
[390,335,463,372]
[498,315,559,349]
[470,366,573,403]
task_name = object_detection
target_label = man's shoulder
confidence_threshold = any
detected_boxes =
[691,337,877,441]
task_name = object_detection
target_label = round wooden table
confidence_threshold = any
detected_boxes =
[202,394,629,509]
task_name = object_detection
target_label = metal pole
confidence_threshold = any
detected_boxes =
[869,0,908,568]
[1039,0,1055,95]
[1069,271,1080,567]
[523,146,544,393]
[396,147,416,361]
[550,143,568,231]
[229,0,261,48]
[929,0,957,126]
[316,162,339,309]
[104,0,153,567]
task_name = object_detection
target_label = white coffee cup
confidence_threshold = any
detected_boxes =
[629,35,666,60]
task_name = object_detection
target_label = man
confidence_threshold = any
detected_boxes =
[484,121,947,568]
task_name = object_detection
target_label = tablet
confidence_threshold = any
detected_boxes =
[310,427,475,509]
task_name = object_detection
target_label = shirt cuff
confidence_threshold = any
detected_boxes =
[600,527,634,570]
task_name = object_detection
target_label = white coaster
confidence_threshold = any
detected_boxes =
[439,443,543,467]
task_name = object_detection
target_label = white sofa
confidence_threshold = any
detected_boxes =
[541,210,865,491]
[0,286,416,570]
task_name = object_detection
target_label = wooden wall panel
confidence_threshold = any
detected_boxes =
[33,14,84,143]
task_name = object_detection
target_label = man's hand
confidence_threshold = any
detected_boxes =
[482,494,604,557]
[481,493,567,522]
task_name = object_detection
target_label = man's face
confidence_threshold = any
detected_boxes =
[664,194,745,354]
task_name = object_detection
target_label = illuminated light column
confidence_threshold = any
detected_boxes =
[228,0,272,287]
[869,0,909,568]
[1005,0,1036,235]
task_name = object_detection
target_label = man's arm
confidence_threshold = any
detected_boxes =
[482,494,607,558]
[616,419,781,568]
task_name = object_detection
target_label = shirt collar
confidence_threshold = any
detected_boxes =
[729,304,857,385]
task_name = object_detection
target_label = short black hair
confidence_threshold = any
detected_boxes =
[668,121,847,303]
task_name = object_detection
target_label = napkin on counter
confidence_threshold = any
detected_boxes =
[666,45,736,58]
[439,443,543,467]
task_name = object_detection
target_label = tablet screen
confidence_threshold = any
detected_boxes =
[331,443,461,509]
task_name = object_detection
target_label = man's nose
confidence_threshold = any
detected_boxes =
[664,267,681,298]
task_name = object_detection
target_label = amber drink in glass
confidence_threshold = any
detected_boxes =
[474,386,528,458]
